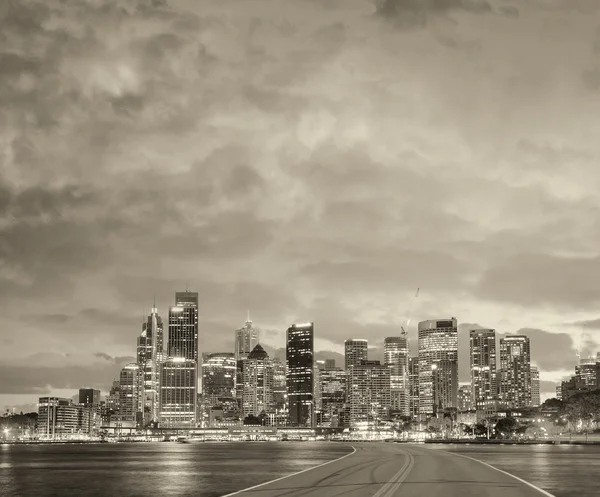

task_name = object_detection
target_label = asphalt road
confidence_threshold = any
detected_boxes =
[222,443,555,497]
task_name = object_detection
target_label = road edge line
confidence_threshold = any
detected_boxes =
[220,445,358,497]
[443,451,556,497]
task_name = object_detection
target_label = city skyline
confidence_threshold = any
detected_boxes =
[2,0,600,416]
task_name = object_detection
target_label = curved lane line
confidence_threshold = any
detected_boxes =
[220,445,358,497]
[372,449,414,497]
[382,452,414,497]
[443,451,556,497]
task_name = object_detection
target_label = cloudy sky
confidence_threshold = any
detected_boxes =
[2,0,600,412]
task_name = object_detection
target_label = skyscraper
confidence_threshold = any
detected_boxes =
[417,318,458,416]
[202,353,236,404]
[168,291,199,362]
[469,329,497,407]
[235,314,259,362]
[137,305,163,425]
[347,360,391,427]
[117,363,144,427]
[319,366,346,427]
[384,336,410,416]
[159,357,197,427]
[408,356,419,418]
[499,335,531,408]
[432,359,458,412]
[457,384,474,411]
[286,322,314,427]
[530,366,540,407]
[242,344,274,418]
[345,339,368,369]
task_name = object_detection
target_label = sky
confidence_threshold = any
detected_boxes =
[2,0,600,413]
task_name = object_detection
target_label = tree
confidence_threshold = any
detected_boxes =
[495,417,518,439]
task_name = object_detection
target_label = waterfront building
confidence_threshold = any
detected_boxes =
[469,329,497,406]
[408,356,419,418]
[117,363,144,427]
[242,344,274,418]
[235,314,259,362]
[272,359,287,410]
[384,336,410,416]
[499,335,531,408]
[168,291,199,363]
[457,384,474,411]
[432,359,458,412]
[345,339,368,369]
[38,397,95,438]
[78,388,101,435]
[417,318,458,415]
[530,366,541,407]
[159,357,197,427]
[347,360,391,427]
[202,352,236,405]
[78,388,100,406]
[319,366,346,427]
[137,305,163,425]
[286,322,314,427]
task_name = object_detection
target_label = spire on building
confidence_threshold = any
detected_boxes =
[246,309,252,325]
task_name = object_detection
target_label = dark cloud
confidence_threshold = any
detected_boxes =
[562,318,600,330]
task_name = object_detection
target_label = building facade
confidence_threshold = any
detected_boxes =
[242,344,274,418]
[117,363,144,427]
[344,339,368,369]
[417,318,458,415]
[384,336,410,416]
[530,366,541,407]
[235,316,259,362]
[457,384,474,411]
[286,323,314,427]
[159,357,197,427]
[137,306,163,425]
[202,352,236,404]
[346,360,391,427]
[432,359,458,412]
[319,366,346,427]
[469,328,497,407]
[168,291,199,363]
[408,356,419,418]
[499,335,531,408]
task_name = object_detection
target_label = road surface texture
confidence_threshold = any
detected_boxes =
[223,443,554,497]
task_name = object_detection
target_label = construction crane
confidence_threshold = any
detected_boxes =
[400,287,420,336]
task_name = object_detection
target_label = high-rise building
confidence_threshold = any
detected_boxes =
[272,359,287,410]
[457,384,474,411]
[530,366,540,407]
[242,344,274,418]
[324,358,336,369]
[235,315,259,362]
[408,356,419,418]
[286,322,314,427]
[319,367,346,427]
[78,389,101,407]
[313,365,322,411]
[469,329,497,407]
[576,360,600,389]
[432,359,458,412]
[137,305,163,425]
[499,335,531,408]
[168,291,199,362]
[384,336,410,416]
[159,357,197,427]
[117,363,144,427]
[347,360,391,427]
[202,353,236,405]
[417,318,458,415]
[345,339,368,369]
[106,380,120,416]
[78,388,101,435]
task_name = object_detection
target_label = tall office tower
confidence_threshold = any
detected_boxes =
[118,363,144,427]
[241,344,274,418]
[345,339,368,369]
[576,360,600,389]
[272,360,287,410]
[347,360,391,427]
[313,365,323,411]
[168,291,199,362]
[417,318,458,415]
[325,358,336,369]
[202,353,236,406]
[384,336,410,416]
[78,389,101,436]
[159,357,197,427]
[137,305,163,425]
[78,389,100,406]
[106,380,120,415]
[457,384,474,411]
[499,335,531,408]
[408,356,419,418]
[286,322,314,427]
[530,366,541,407]
[469,329,497,407]
[235,314,259,362]
[320,366,346,427]
[432,359,458,412]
